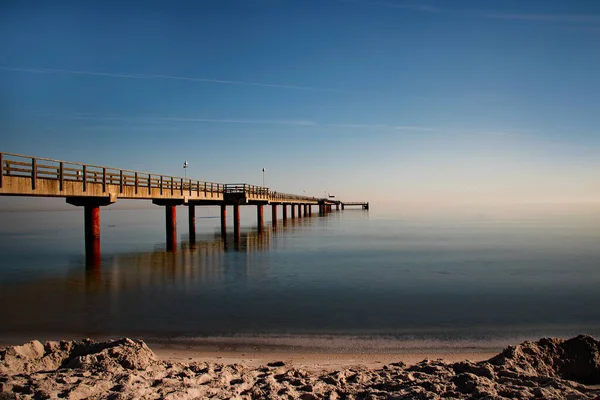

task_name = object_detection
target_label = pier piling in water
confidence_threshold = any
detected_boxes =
[66,195,115,266]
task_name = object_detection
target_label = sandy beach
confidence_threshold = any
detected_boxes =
[2,335,599,399]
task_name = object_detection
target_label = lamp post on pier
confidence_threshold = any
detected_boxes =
[262,167,266,187]
[183,160,188,178]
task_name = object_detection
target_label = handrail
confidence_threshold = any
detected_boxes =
[0,151,320,202]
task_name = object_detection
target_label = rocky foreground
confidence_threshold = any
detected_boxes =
[1,335,600,399]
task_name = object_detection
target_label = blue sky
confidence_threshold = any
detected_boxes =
[1,0,599,206]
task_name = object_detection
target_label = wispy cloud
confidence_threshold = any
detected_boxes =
[324,123,437,131]
[335,0,600,28]
[65,114,435,132]
[70,115,318,127]
[336,0,443,13]
[0,66,339,92]
[481,13,600,25]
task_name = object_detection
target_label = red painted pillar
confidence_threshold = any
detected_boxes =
[220,204,227,236]
[234,203,241,241]
[166,204,177,251]
[282,204,288,221]
[271,204,278,227]
[188,204,196,243]
[257,204,264,233]
[84,205,101,266]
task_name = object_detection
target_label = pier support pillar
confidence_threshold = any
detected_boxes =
[297,204,302,218]
[336,203,339,211]
[291,204,296,219]
[152,199,185,252]
[66,195,116,267]
[84,205,101,266]
[283,204,288,221]
[188,204,196,243]
[257,204,264,233]
[233,203,241,241]
[271,204,278,227]
[342,203,345,210]
[220,204,227,236]
[308,205,312,216]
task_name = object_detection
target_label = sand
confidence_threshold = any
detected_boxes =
[1,335,600,399]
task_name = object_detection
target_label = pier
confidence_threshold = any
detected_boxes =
[0,152,368,264]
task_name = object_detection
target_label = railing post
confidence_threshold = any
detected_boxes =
[170,176,174,195]
[135,172,138,194]
[148,174,151,194]
[0,153,3,188]
[160,176,163,195]
[188,179,192,196]
[31,157,37,190]
[180,177,184,195]
[211,182,214,198]
[119,170,124,193]
[59,162,64,191]
[197,180,200,196]
[102,167,106,192]
[81,165,87,192]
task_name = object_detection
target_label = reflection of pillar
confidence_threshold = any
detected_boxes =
[165,204,177,251]
[291,204,296,219]
[66,195,115,267]
[282,204,288,221]
[220,203,227,236]
[188,204,196,243]
[234,203,241,241]
[257,204,264,233]
[271,204,278,227]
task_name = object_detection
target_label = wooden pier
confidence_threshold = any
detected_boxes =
[0,152,368,264]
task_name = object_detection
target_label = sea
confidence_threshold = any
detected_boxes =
[1,202,599,351]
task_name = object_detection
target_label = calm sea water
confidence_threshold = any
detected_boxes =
[1,203,599,350]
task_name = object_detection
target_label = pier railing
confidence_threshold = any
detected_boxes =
[0,152,318,203]
[0,152,227,196]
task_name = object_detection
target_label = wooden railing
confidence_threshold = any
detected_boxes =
[0,152,320,202]
[224,184,269,197]
[0,152,225,195]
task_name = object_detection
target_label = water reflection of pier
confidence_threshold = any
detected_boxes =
[85,216,321,291]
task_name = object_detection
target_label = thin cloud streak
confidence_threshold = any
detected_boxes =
[336,0,443,13]
[336,0,600,27]
[0,66,339,92]
[67,115,435,131]
[481,13,600,24]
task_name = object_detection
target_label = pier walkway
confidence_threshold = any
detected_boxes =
[0,152,368,264]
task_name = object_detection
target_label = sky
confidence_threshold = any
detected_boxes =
[1,0,599,208]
